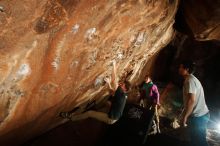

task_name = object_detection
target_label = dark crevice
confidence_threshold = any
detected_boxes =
[174,0,194,37]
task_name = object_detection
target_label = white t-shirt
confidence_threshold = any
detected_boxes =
[183,74,209,117]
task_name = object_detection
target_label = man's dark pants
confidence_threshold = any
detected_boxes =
[189,113,210,146]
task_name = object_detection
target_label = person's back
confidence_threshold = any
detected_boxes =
[183,74,209,117]
[109,86,128,120]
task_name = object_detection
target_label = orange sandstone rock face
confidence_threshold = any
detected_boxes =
[0,0,178,145]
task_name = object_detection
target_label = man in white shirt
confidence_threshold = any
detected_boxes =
[179,60,210,146]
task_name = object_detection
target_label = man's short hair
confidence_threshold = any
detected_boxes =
[180,60,196,74]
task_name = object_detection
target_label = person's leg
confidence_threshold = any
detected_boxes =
[189,113,210,146]
[155,106,160,133]
[143,99,149,108]
[146,109,156,135]
[196,113,210,146]
[70,110,117,124]
[189,117,198,146]
[142,109,155,144]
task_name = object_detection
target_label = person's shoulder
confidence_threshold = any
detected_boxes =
[187,74,194,81]
[189,74,200,82]
[152,84,158,90]
[151,82,157,87]
[187,74,201,87]
[116,86,126,95]
[115,86,121,92]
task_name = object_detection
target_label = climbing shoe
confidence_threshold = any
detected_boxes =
[59,112,71,119]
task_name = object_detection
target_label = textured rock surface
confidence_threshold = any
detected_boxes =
[0,0,178,145]
[181,0,220,40]
[24,34,220,145]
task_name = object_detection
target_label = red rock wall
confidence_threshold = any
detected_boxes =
[0,0,178,145]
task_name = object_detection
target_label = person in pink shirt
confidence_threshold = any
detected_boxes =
[140,74,160,134]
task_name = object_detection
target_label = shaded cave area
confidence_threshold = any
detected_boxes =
[24,32,220,146]
[153,36,220,108]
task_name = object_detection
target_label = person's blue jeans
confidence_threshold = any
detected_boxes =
[189,112,210,146]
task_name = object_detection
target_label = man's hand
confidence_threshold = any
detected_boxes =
[112,60,116,68]
[111,60,118,90]
[183,116,188,127]
[104,76,111,85]
[180,115,188,127]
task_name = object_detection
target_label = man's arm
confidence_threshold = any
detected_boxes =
[153,85,160,105]
[104,60,118,95]
[104,76,114,95]
[111,60,118,91]
[182,93,196,126]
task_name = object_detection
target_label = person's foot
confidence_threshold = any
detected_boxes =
[59,112,71,119]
